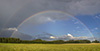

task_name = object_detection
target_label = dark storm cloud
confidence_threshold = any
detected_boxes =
[0,0,100,31]
[0,0,31,29]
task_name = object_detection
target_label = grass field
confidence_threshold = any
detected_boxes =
[0,43,100,51]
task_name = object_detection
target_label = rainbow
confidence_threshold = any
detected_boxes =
[10,10,95,40]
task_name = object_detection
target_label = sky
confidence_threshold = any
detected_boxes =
[0,0,100,41]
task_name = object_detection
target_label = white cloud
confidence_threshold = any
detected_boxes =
[95,27,98,30]
[36,16,55,23]
[74,21,79,24]
[91,27,98,31]
[50,36,55,39]
[95,16,100,19]
[67,34,88,40]
[27,16,56,25]
[24,11,70,26]
[47,17,55,23]
[67,33,73,38]
[6,28,18,31]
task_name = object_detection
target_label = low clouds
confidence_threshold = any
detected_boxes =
[49,34,89,41]
[29,33,90,41]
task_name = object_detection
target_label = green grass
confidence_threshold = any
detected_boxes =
[0,43,100,51]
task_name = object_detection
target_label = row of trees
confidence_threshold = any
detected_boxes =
[0,38,99,44]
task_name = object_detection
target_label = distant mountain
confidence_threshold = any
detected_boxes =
[12,31,33,40]
[0,30,13,37]
[32,32,54,40]
[0,30,33,40]
[0,30,54,40]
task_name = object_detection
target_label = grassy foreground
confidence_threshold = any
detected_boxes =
[0,43,100,51]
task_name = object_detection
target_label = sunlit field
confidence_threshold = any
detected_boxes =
[0,43,100,51]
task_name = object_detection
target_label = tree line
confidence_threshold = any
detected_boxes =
[0,38,99,44]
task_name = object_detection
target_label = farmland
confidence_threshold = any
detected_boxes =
[0,43,100,51]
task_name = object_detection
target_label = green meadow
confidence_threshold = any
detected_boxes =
[0,43,100,51]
